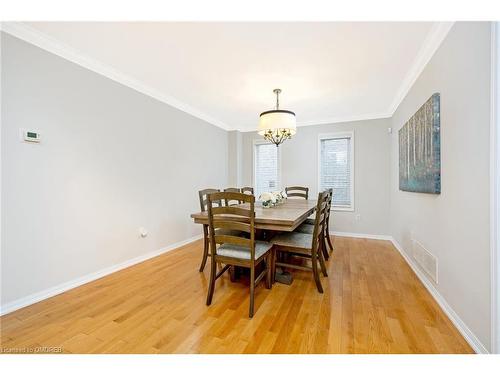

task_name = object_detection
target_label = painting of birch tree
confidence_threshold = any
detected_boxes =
[399,93,441,194]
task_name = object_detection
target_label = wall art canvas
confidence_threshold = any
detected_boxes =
[399,93,441,194]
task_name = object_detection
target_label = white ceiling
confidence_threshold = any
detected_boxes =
[8,22,451,131]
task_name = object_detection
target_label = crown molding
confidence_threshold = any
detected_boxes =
[1,22,453,133]
[1,22,233,131]
[387,22,454,115]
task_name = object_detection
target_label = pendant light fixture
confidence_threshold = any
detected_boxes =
[258,88,296,146]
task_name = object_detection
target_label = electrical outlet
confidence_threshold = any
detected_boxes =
[410,230,415,241]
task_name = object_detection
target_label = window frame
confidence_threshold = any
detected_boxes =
[318,131,355,212]
[252,139,282,198]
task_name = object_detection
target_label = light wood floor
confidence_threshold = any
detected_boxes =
[0,236,473,354]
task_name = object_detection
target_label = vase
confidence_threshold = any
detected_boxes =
[262,201,273,208]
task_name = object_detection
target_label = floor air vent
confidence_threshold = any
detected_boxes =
[411,239,438,283]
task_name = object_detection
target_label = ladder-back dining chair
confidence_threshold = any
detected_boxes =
[206,191,273,317]
[285,186,309,199]
[296,188,333,260]
[223,188,242,206]
[270,191,329,293]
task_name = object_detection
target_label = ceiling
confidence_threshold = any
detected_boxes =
[7,22,451,131]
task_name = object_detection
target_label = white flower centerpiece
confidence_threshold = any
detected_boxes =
[259,190,287,208]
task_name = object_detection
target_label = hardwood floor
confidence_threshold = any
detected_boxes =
[0,236,473,354]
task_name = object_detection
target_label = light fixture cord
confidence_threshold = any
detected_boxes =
[275,90,280,110]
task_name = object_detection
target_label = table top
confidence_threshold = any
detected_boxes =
[190,199,317,231]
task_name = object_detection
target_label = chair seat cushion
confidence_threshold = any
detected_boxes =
[217,240,272,260]
[295,223,314,234]
[271,232,313,249]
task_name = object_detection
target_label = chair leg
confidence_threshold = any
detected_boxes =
[318,246,328,277]
[270,249,276,284]
[311,251,324,294]
[265,253,272,289]
[272,248,277,284]
[206,255,217,305]
[327,237,335,253]
[326,224,334,252]
[322,233,330,261]
[199,225,209,272]
[249,265,255,318]
[229,265,236,282]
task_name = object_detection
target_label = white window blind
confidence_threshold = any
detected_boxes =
[319,134,354,209]
[254,143,279,198]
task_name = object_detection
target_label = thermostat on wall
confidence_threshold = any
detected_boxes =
[22,130,41,143]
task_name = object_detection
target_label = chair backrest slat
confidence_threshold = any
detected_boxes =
[285,186,309,199]
[211,206,253,217]
[324,188,333,226]
[212,220,251,233]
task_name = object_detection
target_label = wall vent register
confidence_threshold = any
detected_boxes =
[411,239,438,283]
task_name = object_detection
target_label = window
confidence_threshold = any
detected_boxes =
[253,141,280,198]
[319,132,354,211]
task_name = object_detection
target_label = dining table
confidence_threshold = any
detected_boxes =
[190,199,317,231]
[190,199,317,284]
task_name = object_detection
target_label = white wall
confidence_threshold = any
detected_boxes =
[1,33,228,307]
[227,130,243,187]
[240,118,392,236]
[390,22,492,351]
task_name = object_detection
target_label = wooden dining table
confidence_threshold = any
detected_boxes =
[190,199,317,232]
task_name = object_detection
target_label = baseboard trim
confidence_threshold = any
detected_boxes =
[390,237,489,354]
[331,231,392,241]
[0,234,202,316]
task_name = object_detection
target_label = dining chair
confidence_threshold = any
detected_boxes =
[241,186,254,195]
[270,191,329,293]
[206,191,273,317]
[223,188,242,206]
[296,188,333,260]
[285,186,309,199]
[198,188,222,272]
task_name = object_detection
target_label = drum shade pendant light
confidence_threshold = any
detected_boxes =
[258,89,296,146]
